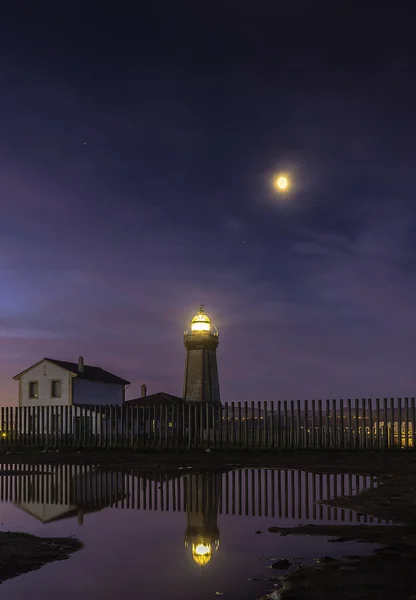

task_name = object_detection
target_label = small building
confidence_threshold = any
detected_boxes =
[13,356,130,407]
[126,387,184,438]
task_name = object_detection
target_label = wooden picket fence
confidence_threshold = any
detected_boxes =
[0,398,415,450]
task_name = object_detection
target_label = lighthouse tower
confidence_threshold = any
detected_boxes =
[183,306,220,404]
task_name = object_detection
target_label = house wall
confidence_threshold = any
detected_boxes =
[72,378,125,406]
[19,361,72,407]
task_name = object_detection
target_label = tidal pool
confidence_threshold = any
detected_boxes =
[0,465,387,599]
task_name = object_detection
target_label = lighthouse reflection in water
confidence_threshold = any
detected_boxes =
[184,472,221,566]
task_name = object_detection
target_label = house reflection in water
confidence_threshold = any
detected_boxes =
[184,472,221,567]
[12,465,126,524]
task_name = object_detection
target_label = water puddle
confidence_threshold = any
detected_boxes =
[0,465,389,599]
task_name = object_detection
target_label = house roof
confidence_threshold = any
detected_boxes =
[126,392,184,406]
[13,358,130,385]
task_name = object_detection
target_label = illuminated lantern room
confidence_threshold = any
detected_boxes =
[190,305,217,335]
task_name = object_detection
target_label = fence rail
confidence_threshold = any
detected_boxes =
[0,398,414,450]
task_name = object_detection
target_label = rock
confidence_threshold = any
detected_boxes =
[316,556,336,563]
[342,555,362,560]
[271,559,291,570]
[328,536,355,543]
[255,530,262,534]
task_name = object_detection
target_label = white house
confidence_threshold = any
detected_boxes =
[13,356,130,407]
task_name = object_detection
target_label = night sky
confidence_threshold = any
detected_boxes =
[1,2,416,404]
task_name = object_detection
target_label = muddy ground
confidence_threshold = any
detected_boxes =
[1,449,416,598]
[0,532,82,584]
[1,448,416,476]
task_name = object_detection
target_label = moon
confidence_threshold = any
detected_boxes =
[274,175,289,191]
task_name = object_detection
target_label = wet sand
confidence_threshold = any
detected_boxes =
[0,532,83,584]
[1,448,416,476]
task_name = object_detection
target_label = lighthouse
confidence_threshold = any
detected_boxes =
[183,306,220,404]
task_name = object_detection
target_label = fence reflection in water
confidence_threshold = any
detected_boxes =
[0,464,390,525]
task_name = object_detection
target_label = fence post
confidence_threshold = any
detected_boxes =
[318,400,323,448]
[283,401,288,449]
[231,402,236,448]
[162,405,168,449]
[270,401,275,448]
[244,402,248,448]
[347,399,352,449]
[182,404,186,450]
[225,403,229,450]
[10,406,14,448]
[263,401,268,448]
[277,400,281,448]
[218,403,223,449]
[339,399,344,449]
[412,397,416,450]
[250,402,255,448]
[304,400,309,449]
[237,402,242,448]
[325,400,330,449]
[257,402,261,448]
[368,398,373,449]
[354,399,359,449]
[290,401,295,448]
[311,400,316,448]
[405,398,409,450]
[296,400,301,448]
[389,398,395,449]
[361,398,366,449]
[398,398,402,450]
[383,398,388,450]
[332,399,337,448]
[199,402,204,448]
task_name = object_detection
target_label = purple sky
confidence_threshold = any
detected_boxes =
[1,2,416,404]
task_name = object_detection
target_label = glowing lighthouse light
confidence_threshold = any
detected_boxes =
[191,305,212,333]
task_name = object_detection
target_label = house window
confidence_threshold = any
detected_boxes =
[51,380,62,398]
[28,381,39,399]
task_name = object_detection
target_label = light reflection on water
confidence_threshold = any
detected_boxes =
[0,465,387,600]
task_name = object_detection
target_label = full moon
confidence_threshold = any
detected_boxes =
[275,175,289,191]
